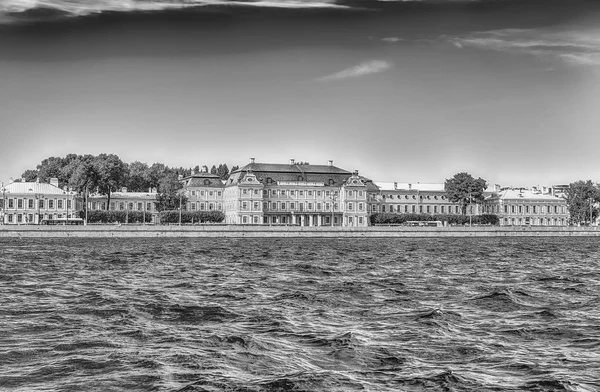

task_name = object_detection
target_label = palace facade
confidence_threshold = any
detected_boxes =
[87,188,158,222]
[221,159,378,226]
[483,188,569,226]
[1,178,79,224]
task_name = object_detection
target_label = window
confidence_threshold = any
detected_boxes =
[382,205,386,213]
[253,202,259,210]
[58,199,64,209]
[440,206,445,213]
[253,216,259,224]
[8,199,14,208]
[119,203,124,210]
[17,214,22,223]
[426,206,430,213]
[348,191,353,197]
[272,190,277,196]
[128,203,133,210]
[243,189,248,195]
[317,191,322,197]
[533,206,537,214]
[281,190,286,197]
[325,203,330,210]
[290,202,296,210]
[254,189,259,195]
[137,203,143,211]
[359,191,363,197]
[299,191,304,196]
[263,190,268,196]
[242,202,248,210]
[67,200,72,209]
[200,191,205,196]
[110,202,115,210]
[348,202,353,211]
[526,205,530,213]
[8,214,13,223]
[243,216,248,224]
[146,203,152,211]
[433,206,438,213]
[317,203,322,210]
[308,191,313,196]
[518,206,523,214]
[217,203,222,210]
[191,203,197,211]
[359,203,364,211]
[218,191,222,197]
[28,199,34,209]
[554,206,558,214]
[359,217,363,225]
[263,202,268,211]
[200,203,205,210]
[290,190,295,196]
[272,202,277,210]
[455,206,460,214]
[17,199,23,209]
[191,191,196,196]
[280,202,286,211]
[307,203,313,210]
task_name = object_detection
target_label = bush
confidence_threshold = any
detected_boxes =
[85,210,153,224]
[158,210,225,224]
[370,213,499,226]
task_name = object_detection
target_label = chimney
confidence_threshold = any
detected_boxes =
[353,170,359,176]
[408,183,412,190]
[148,187,152,193]
[289,158,295,165]
[250,158,255,164]
[202,165,208,173]
[328,160,333,166]
[394,182,398,189]
[50,178,59,187]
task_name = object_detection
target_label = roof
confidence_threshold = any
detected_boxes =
[491,188,566,202]
[1,181,75,195]
[376,182,445,192]
[226,162,353,187]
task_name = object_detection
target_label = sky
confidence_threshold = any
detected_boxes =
[1,0,599,187]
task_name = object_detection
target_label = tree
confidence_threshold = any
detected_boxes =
[565,180,599,225]
[127,161,151,192]
[21,169,39,182]
[444,172,487,215]
[230,165,239,173]
[210,165,217,175]
[94,154,128,210]
[217,163,229,180]
[156,171,188,212]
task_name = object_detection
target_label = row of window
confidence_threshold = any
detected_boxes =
[4,213,73,223]
[240,201,366,212]
[88,201,154,211]
[380,205,464,214]
[190,203,223,211]
[240,189,350,199]
[498,204,566,215]
[189,190,222,198]
[1,198,72,210]
[383,194,447,201]
[503,217,566,226]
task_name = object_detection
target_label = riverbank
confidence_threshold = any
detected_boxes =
[1,225,600,238]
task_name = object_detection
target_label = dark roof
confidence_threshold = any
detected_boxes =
[182,172,224,188]
[226,162,380,190]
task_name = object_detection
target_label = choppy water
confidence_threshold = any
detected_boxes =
[1,238,599,392]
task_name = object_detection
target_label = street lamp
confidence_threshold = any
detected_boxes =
[329,193,338,226]
[1,182,6,225]
[469,191,472,227]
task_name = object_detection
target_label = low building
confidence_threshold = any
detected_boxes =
[483,188,569,226]
[87,188,158,222]
[0,178,79,224]
[374,182,496,216]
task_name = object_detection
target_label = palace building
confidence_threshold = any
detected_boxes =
[0,178,79,224]
[86,188,158,222]
[483,188,569,226]
[221,159,379,226]
[181,167,224,213]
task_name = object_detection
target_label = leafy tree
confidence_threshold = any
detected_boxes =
[565,180,599,225]
[21,169,39,182]
[217,163,229,180]
[67,155,99,194]
[230,165,239,173]
[193,165,200,174]
[94,154,128,209]
[127,161,151,192]
[444,172,488,215]
[210,165,217,175]
[156,171,188,212]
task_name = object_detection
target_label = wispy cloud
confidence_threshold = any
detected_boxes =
[448,28,600,67]
[0,0,347,23]
[318,60,392,81]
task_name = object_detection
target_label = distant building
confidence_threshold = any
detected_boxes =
[87,187,158,221]
[180,166,224,213]
[483,188,569,226]
[221,159,378,226]
[374,182,497,216]
[0,178,79,224]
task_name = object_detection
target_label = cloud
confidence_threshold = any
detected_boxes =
[0,0,347,23]
[448,27,600,66]
[381,37,403,43]
[318,60,392,81]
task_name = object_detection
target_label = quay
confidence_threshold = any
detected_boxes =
[1,225,599,238]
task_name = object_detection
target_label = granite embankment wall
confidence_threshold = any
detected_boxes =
[1,225,600,238]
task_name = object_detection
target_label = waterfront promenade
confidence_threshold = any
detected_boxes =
[1,225,600,238]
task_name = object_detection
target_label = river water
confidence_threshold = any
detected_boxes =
[0,238,599,391]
